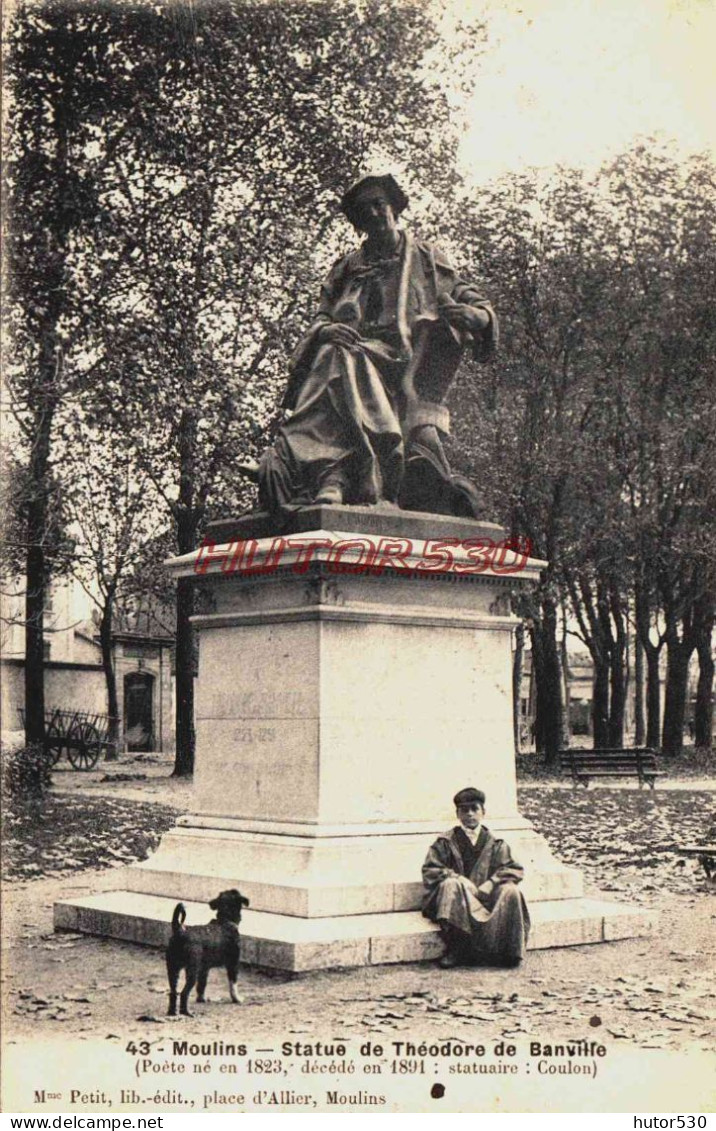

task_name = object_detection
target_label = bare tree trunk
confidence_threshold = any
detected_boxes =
[635,581,663,748]
[24,379,55,751]
[530,630,544,753]
[173,408,198,777]
[592,657,610,748]
[556,647,570,749]
[174,575,195,776]
[660,573,701,757]
[20,68,72,766]
[634,631,646,746]
[568,573,618,749]
[560,601,571,746]
[533,596,564,764]
[546,601,565,763]
[24,511,47,749]
[607,589,627,746]
[98,598,119,759]
[529,624,548,755]
[645,647,662,748]
[608,652,626,747]
[512,622,525,752]
[694,594,714,750]
[694,639,714,750]
[662,642,693,756]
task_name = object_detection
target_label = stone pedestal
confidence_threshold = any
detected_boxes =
[55,505,653,968]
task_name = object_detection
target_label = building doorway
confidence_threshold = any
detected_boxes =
[124,672,154,752]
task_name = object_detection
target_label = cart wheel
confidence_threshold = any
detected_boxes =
[67,720,102,771]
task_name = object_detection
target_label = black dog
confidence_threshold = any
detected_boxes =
[166,889,249,1016]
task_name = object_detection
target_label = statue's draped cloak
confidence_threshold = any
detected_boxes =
[422,825,530,963]
[259,233,498,514]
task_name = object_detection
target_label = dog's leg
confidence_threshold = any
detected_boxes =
[180,960,197,1017]
[227,960,240,1004]
[195,967,209,1003]
[166,952,180,1017]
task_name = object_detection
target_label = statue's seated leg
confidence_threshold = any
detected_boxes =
[401,425,455,515]
[258,439,300,512]
[258,341,404,512]
[402,426,485,518]
[400,322,486,517]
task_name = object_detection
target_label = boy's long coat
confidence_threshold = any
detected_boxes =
[422,825,530,957]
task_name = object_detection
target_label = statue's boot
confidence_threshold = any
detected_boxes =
[315,484,344,504]
[314,467,348,505]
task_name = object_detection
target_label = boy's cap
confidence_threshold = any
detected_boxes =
[453,787,486,808]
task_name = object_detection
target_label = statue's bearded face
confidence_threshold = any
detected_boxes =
[353,186,398,238]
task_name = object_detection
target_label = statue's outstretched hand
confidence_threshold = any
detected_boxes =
[442,304,490,334]
[316,322,362,348]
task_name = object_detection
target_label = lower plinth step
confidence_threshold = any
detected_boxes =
[54,891,654,973]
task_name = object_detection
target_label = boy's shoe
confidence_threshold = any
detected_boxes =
[437,949,462,969]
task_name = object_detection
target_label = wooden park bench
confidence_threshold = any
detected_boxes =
[674,826,716,882]
[560,747,665,790]
[674,845,716,882]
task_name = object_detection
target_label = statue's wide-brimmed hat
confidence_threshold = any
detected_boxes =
[340,174,408,227]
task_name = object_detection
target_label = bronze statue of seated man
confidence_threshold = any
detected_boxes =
[245,174,498,518]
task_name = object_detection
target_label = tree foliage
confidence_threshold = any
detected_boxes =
[6,0,712,767]
[451,145,716,757]
[5,0,478,770]
[4,0,135,742]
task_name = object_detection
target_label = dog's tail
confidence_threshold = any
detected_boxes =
[171,903,187,934]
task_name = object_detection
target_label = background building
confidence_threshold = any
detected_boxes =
[1,578,174,753]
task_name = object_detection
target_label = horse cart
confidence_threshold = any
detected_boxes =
[18,707,115,771]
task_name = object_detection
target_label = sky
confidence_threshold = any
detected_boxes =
[453,0,715,185]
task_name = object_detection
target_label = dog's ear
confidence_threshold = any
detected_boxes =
[209,897,219,910]
[241,895,250,907]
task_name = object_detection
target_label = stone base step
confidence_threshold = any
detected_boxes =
[123,862,583,917]
[109,817,585,918]
[54,891,654,973]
